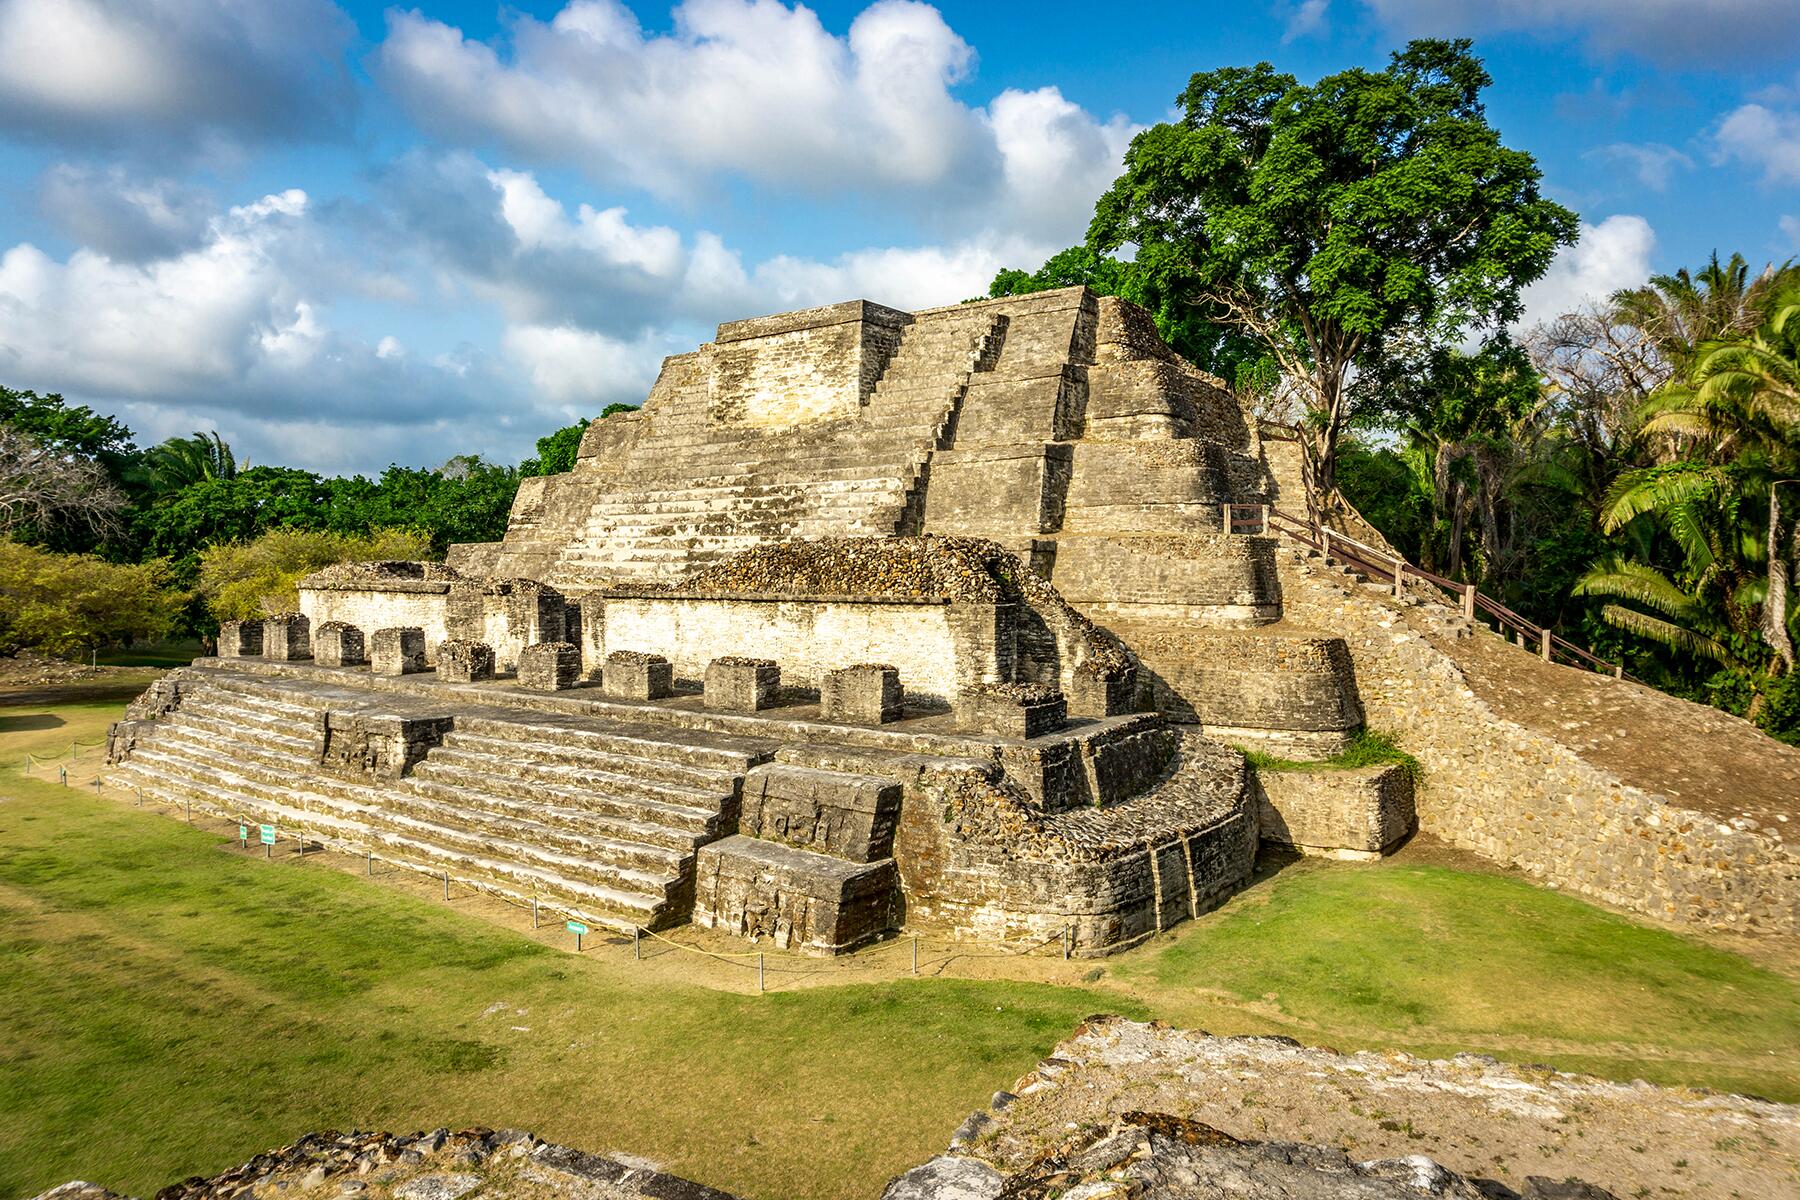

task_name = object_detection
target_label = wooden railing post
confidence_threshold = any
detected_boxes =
[1539,629,1552,661]
[1392,558,1405,598]
[1221,502,1232,532]
[1260,503,1271,534]
[1461,584,1476,620]
[1320,528,1332,560]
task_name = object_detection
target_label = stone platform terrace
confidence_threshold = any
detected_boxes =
[111,653,1254,953]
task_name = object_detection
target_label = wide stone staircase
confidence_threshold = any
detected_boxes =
[552,309,1006,585]
[107,669,773,930]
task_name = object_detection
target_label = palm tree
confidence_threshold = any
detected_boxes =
[1578,287,1800,701]
[145,431,237,495]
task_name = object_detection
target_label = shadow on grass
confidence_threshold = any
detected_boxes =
[0,713,64,733]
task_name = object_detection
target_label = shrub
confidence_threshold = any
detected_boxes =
[196,527,433,622]
[0,539,183,656]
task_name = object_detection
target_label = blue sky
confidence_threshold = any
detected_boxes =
[0,0,1796,474]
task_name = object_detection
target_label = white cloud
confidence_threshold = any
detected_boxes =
[0,0,354,147]
[1713,103,1800,185]
[377,1,1132,242]
[1360,0,1796,65]
[1781,215,1800,251]
[1280,0,1331,42]
[502,324,666,411]
[1585,142,1693,192]
[1517,214,1656,330]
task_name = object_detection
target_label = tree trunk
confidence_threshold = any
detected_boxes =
[1766,487,1796,674]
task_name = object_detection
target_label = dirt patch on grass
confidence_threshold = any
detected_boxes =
[970,1016,1800,1200]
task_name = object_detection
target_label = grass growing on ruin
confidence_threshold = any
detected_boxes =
[1240,729,1422,779]
[1122,854,1800,1100]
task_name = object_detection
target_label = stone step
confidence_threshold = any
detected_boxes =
[109,767,667,929]
[396,770,709,853]
[453,714,766,774]
[436,729,738,792]
[117,748,683,902]
[379,783,693,875]
[167,710,318,753]
[407,757,727,835]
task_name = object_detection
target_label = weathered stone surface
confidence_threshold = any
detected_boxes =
[262,613,312,661]
[1254,763,1416,858]
[312,621,365,668]
[602,650,672,700]
[517,642,579,692]
[821,663,902,725]
[957,682,1067,739]
[880,1156,1003,1200]
[218,620,262,658]
[318,710,452,781]
[36,1127,748,1200]
[693,834,898,954]
[370,627,428,676]
[739,763,901,862]
[435,640,495,684]
[703,656,779,711]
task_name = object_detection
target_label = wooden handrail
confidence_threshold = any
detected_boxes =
[1246,502,1633,682]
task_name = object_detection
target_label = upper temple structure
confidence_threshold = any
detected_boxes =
[107,287,1799,953]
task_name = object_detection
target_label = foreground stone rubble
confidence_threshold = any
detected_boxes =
[43,1017,1799,1200]
[107,286,1797,954]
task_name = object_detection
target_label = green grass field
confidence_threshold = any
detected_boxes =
[2,682,1797,1200]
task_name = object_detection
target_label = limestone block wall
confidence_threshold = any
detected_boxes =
[1253,764,1416,858]
[1062,441,1227,533]
[597,593,1012,704]
[444,579,566,673]
[297,585,451,665]
[1277,556,1798,933]
[1049,534,1282,627]
[707,299,909,428]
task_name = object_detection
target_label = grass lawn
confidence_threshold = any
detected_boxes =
[2,682,1797,1200]
[95,640,204,669]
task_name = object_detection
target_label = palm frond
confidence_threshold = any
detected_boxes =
[1574,560,1699,619]
[1597,605,1736,666]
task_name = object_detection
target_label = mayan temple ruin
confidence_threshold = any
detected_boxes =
[107,286,1798,952]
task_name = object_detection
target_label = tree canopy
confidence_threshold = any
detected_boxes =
[1083,39,1577,503]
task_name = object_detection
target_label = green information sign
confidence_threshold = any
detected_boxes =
[238,824,248,841]
[259,824,276,845]
[565,920,589,935]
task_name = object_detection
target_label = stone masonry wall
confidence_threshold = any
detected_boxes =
[598,594,1007,704]
[298,587,450,666]
[1277,552,1797,933]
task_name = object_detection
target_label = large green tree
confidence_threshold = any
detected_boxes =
[1086,39,1577,507]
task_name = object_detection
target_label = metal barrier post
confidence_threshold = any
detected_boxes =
[911,936,918,976]
[59,766,66,787]
[757,953,765,993]
[634,926,641,960]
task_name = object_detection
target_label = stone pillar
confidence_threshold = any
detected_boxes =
[572,594,607,681]
[602,651,674,700]
[519,642,581,692]
[956,683,1068,739]
[821,664,902,725]
[262,613,311,661]
[437,639,496,684]
[370,627,428,676]
[218,620,263,658]
[704,657,780,711]
[1068,665,1136,718]
[313,622,366,668]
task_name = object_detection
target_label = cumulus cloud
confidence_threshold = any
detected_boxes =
[1354,0,1796,66]
[377,0,1132,242]
[1517,214,1656,330]
[0,185,553,471]
[502,324,667,412]
[0,0,355,150]
[1782,215,1800,251]
[1585,142,1693,192]
[1713,103,1800,186]
[1279,0,1331,43]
